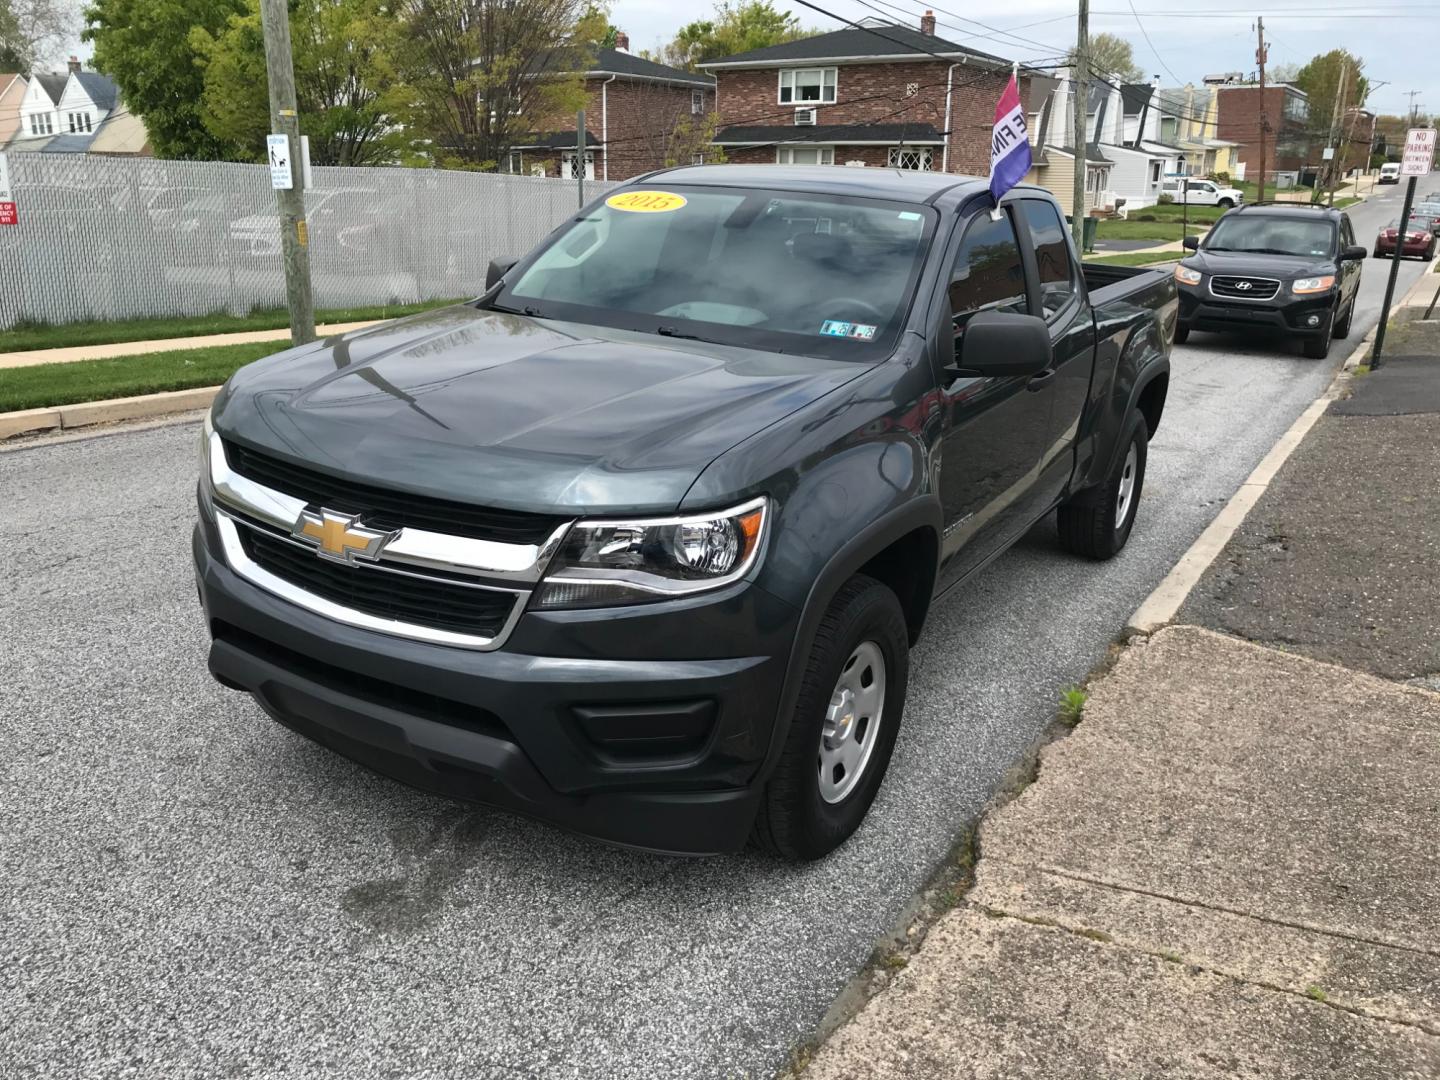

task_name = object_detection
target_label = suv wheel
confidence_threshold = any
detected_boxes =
[1057,411,1148,560]
[1302,308,1334,359]
[1333,301,1354,340]
[752,575,909,861]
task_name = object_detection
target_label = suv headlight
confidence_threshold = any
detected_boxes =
[534,497,768,608]
[1291,275,1335,294]
[1175,265,1202,286]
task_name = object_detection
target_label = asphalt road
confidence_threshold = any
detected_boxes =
[0,187,1430,1080]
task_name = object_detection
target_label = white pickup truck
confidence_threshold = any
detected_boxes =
[1160,178,1245,208]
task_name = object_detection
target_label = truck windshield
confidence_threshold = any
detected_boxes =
[1203,215,1335,257]
[499,186,937,358]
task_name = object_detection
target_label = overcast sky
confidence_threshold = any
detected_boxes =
[611,0,1435,120]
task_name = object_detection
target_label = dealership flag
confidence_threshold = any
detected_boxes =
[990,67,1031,203]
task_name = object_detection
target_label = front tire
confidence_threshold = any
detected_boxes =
[1333,301,1353,340]
[1302,308,1334,359]
[1217,198,1235,209]
[1057,411,1148,560]
[752,575,909,861]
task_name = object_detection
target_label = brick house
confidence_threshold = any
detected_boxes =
[1213,81,1313,181]
[511,40,715,181]
[696,14,1030,175]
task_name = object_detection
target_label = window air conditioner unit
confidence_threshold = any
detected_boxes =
[794,108,817,126]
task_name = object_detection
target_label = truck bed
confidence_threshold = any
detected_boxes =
[1082,262,1173,306]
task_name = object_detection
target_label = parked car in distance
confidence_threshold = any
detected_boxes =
[1173,203,1365,359]
[1160,177,1245,208]
[1374,215,1438,260]
[1409,202,1440,235]
[1379,163,1401,184]
[195,168,1176,860]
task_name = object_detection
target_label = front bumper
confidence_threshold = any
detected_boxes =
[1176,282,1336,337]
[193,502,799,855]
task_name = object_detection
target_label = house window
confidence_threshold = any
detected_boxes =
[888,146,933,171]
[691,89,704,115]
[691,153,705,165]
[30,112,53,135]
[1149,161,1162,184]
[778,68,836,105]
[1159,116,1178,142]
[1086,167,1107,195]
[777,146,834,165]
[68,112,90,133]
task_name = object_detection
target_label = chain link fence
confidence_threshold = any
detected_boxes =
[0,155,615,331]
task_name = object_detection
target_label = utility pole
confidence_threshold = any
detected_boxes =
[1324,62,1347,205]
[1071,0,1088,253]
[576,109,586,208]
[1406,90,1422,126]
[1255,17,1268,205]
[258,0,314,346]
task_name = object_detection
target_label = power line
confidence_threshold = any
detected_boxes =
[1125,0,1182,85]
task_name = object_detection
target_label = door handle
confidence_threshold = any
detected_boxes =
[1026,368,1057,392]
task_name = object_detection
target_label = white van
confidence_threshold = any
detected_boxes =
[1379,163,1401,184]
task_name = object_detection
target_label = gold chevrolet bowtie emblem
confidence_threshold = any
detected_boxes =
[291,508,395,564]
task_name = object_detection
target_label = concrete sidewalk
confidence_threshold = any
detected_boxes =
[799,300,1440,1079]
[802,628,1440,1079]
[0,320,380,370]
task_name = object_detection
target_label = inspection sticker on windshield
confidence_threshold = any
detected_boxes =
[606,190,688,213]
[821,320,876,339]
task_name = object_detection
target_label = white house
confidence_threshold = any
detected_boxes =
[1093,79,1170,211]
[7,59,128,153]
[16,71,67,140]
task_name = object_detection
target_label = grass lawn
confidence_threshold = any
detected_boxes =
[1334,196,1362,209]
[1094,218,1206,242]
[1084,251,1181,267]
[0,297,464,354]
[0,342,281,412]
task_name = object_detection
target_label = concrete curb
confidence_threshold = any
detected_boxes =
[1128,250,1440,634]
[0,386,220,443]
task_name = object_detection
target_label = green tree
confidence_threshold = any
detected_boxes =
[1293,49,1368,139]
[190,0,402,166]
[1073,32,1143,83]
[649,1,813,71]
[388,0,603,170]
[85,0,247,159]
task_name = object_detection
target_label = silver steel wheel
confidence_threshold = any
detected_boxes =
[1115,442,1138,531]
[818,640,886,804]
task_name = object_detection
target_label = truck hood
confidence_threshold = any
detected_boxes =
[1183,249,1336,278]
[214,304,865,516]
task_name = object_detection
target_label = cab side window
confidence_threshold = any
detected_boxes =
[948,211,1028,347]
[1017,200,1079,320]
[1340,216,1355,249]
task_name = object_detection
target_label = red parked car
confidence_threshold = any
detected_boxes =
[1374,215,1438,260]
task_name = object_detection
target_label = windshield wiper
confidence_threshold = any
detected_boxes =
[656,324,726,345]
[487,302,546,318]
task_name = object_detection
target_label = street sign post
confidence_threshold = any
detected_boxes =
[1372,128,1437,368]
[0,151,16,227]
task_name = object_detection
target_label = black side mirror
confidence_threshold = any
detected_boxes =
[1182,235,1200,251]
[1340,244,1367,262]
[953,311,1053,379]
[486,256,519,290]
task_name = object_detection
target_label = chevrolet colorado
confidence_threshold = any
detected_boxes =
[194,166,1176,860]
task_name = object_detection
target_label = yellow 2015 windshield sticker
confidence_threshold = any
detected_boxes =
[606,190,688,213]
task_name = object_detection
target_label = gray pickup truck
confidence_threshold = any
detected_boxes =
[195,166,1176,860]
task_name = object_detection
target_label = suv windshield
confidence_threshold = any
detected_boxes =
[499,186,937,358]
[1203,214,1336,257]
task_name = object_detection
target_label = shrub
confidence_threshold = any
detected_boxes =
[1157,193,1174,205]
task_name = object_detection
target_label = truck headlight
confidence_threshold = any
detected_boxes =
[199,410,217,492]
[533,497,768,608]
[1291,275,1335,294]
[1174,265,1202,286]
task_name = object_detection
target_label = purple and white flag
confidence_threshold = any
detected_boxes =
[990,69,1032,203]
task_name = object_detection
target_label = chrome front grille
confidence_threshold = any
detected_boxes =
[1209,276,1280,301]
[206,431,570,650]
